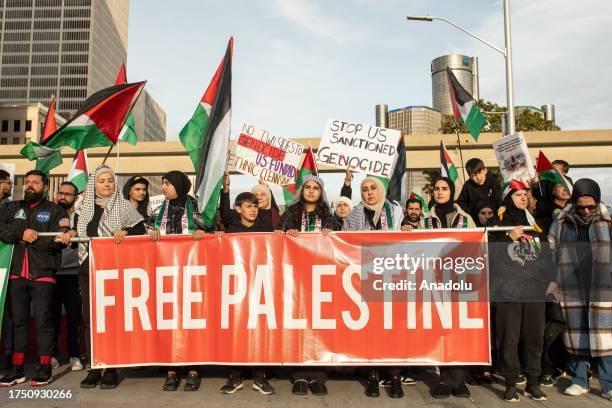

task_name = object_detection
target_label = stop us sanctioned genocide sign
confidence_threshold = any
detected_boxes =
[89,230,490,368]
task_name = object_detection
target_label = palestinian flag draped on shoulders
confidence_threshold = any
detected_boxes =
[180,38,233,228]
[115,62,138,145]
[447,67,485,142]
[34,96,62,173]
[21,81,146,162]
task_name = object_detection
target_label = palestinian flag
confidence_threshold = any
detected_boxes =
[281,183,296,205]
[34,96,62,174]
[295,146,318,190]
[447,68,485,142]
[409,191,429,212]
[67,150,89,193]
[386,134,406,203]
[0,242,13,335]
[536,150,572,195]
[440,141,458,182]
[115,62,138,145]
[190,38,233,228]
[20,82,146,162]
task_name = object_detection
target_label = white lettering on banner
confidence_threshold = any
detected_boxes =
[221,265,247,329]
[312,265,336,329]
[183,266,206,329]
[94,264,484,332]
[124,268,152,332]
[341,265,369,330]
[247,265,277,329]
[283,265,307,329]
[96,269,118,333]
[156,266,179,330]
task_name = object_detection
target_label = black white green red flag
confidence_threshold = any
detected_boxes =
[447,68,485,142]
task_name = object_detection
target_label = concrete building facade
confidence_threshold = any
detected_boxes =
[388,105,442,135]
[0,101,65,145]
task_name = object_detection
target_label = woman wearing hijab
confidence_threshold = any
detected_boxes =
[548,179,612,401]
[59,165,144,390]
[220,173,280,230]
[122,175,150,218]
[332,196,353,231]
[474,199,495,228]
[343,176,404,232]
[420,177,475,230]
[342,177,405,398]
[488,180,551,402]
[417,177,475,399]
[146,170,208,392]
[275,175,333,396]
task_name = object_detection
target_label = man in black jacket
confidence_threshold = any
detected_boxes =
[0,170,68,387]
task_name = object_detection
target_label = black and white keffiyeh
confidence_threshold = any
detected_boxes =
[76,164,143,263]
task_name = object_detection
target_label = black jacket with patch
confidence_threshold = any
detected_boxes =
[0,199,68,279]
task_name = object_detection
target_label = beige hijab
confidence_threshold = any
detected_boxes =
[361,176,387,225]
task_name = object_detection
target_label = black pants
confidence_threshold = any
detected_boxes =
[79,261,91,366]
[9,278,55,358]
[496,302,545,386]
[292,367,327,383]
[53,274,82,358]
[229,367,266,380]
[2,290,13,355]
[439,367,466,388]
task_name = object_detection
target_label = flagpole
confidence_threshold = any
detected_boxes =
[101,145,114,165]
[115,140,121,174]
[452,121,467,183]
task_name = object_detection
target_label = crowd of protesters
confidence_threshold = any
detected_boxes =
[0,157,610,403]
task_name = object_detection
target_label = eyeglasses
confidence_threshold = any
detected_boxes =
[575,204,598,211]
[57,192,76,197]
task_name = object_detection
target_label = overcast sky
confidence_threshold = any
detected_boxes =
[127,0,612,203]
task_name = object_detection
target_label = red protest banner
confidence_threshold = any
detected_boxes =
[89,231,490,368]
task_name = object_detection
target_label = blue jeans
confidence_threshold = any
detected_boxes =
[568,354,612,393]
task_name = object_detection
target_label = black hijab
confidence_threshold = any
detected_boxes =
[162,171,191,207]
[432,177,456,227]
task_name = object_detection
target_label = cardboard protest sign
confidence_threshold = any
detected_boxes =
[316,119,401,179]
[228,124,305,186]
[492,132,535,183]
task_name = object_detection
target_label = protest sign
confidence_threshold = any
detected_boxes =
[227,124,305,186]
[316,119,402,179]
[492,132,535,183]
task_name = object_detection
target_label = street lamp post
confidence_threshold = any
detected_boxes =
[407,0,516,135]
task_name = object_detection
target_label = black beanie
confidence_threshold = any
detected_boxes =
[122,175,149,200]
[162,171,191,199]
[571,178,601,204]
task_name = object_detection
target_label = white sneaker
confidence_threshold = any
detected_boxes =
[564,383,589,396]
[69,357,84,371]
[51,357,59,369]
[602,390,612,401]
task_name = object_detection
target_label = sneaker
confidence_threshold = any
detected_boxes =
[252,377,275,395]
[30,364,52,386]
[291,379,308,395]
[524,384,547,401]
[503,385,520,403]
[365,372,380,397]
[308,380,328,396]
[388,375,403,398]
[0,365,26,387]
[540,373,554,387]
[401,376,417,386]
[70,357,84,371]
[51,357,59,369]
[452,384,471,398]
[515,374,526,385]
[184,373,201,392]
[564,383,589,396]
[602,390,612,401]
[163,373,179,391]
[80,369,102,388]
[432,383,452,399]
[99,368,118,389]
[220,375,243,394]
